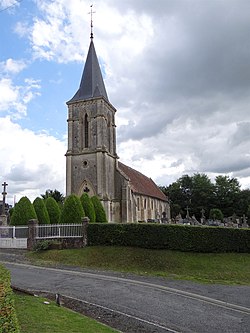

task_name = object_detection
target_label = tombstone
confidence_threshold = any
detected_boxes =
[242,215,249,228]
[175,213,183,224]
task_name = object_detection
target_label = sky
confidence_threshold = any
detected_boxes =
[1,0,250,205]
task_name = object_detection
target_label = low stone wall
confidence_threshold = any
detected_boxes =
[27,217,89,251]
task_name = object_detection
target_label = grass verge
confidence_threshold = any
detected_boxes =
[28,246,250,285]
[14,292,118,333]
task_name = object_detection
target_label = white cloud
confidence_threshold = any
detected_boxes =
[0,116,66,204]
[0,0,19,10]
[7,0,250,194]
[0,58,26,74]
[0,77,40,118]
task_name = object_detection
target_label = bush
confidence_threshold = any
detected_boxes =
[80,193,96,223]
[33,197,50,224]
[91,196,108,223]
[10,197,37,226]
[0,265,20,333]
[45,197,61,224]
[60,194,85,224]
[209,208,224,221]
[88,223,250,253]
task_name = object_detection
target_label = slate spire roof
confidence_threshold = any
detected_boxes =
[69,39,109,102]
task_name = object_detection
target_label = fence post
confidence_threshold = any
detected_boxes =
[27,219,39,250]
[82,217,89,246]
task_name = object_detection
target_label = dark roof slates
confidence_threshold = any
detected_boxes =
[69,40,108,103]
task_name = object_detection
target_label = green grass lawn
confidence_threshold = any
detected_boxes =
[14,292,118,333]
[28,246,250,285]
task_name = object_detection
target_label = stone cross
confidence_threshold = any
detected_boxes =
[1,181,8,215]
[186,206,190,219]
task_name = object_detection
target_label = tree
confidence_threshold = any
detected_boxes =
[60,194,85,224]
[214,176,241,217]
[91,196,108,223]
[45,197,61,224]
[41,189,64,204]
[10,196,37,226]
[191,173,215,218]
[80,193,96,223]
[33,197,50,224]
[209,208,224,221]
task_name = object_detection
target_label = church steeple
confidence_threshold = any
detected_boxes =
[68,39,108,103]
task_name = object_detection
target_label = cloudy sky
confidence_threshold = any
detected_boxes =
[1,0,250,205]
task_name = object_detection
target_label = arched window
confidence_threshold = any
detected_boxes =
[84,114,89,148]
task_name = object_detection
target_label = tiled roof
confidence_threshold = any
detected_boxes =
[118,161,167,201]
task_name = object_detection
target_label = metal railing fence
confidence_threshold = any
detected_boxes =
[36,224,83,239]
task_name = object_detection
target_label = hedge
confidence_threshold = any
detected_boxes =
[0,265,19,333]
[87,223,250,253]
[10,197,37,226]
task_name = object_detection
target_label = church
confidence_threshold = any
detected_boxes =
[65,31,170,223]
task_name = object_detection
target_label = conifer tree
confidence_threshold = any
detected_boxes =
[11,196,37,226]
[60,194,85,224]
[45,197,61,224]
[91,196,108,223]
[80,193,96,223]
[33,197,50,224]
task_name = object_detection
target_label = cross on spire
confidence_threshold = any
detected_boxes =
[89,4,96,40]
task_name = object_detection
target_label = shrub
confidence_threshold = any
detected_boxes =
[33,240,50,252]
[45,197,61,224]
[33,197,50,224]
[209,208,224,221]
[88,223,250,253]
[0,265,20,332]
[80,193,96,223]
[60,194,85,224]
[91,196,108,223]
[10,196,37,226]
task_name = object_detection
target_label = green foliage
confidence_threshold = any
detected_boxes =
[10,197,37,226]
[91,196,108,223]
[60,194,85,224]
[33,240,63,252]
[209,208,224,221]
[45,197,61,224]
[33,197,50,224]
[163,173,250,219]
[214,175,241,217]
[80,193,96,223]
[0,265,20,333]
[88,223,250,253]
[41,189,64,204]
[33,240,50,252]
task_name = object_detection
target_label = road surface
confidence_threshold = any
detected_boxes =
[1,250,250,333]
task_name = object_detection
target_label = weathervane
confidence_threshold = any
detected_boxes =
[89,4,96,40]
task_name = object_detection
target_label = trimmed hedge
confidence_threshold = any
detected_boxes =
[10,197,37,226]
[33,197,50,224]
[80,193,96,223]
[88,223,250,253]
[45,197,61,224]
[91,196,108,223]
[60,194,85,224]
[0,265,20,333]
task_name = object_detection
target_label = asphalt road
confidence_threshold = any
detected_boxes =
[1,250,250,333]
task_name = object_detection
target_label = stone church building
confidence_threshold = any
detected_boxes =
[66,34,170,223]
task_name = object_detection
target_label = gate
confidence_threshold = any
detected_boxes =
[0,226,28,249]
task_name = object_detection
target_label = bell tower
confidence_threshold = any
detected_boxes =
[66,28,118,221]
